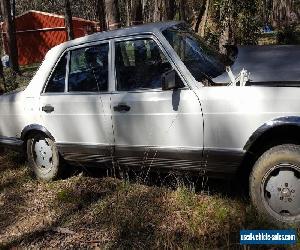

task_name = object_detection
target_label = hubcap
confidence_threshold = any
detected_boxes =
[262,163,300,218]
[33,139,53,172]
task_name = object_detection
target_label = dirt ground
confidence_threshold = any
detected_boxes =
[0,151,299,249]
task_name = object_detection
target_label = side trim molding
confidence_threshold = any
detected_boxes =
[57,143,244,178]
[0,136,24,151]
[56,143,114,164]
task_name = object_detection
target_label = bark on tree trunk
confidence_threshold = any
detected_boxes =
[272,0,293,28]
[0,0,20,74]
[105,0,121,30]
[96,0,107,31]
[64,0,74,40]
[131,0,143,25]
[200,0,209,37]
[0,61,6,92]
[153,0,161,22]
[165,0,175,20]
[125,0,131,26]
[194,1,206,33]
[179,0,186,21]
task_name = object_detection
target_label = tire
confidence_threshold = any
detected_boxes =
[250,144,300,226]
[27,133,60,181]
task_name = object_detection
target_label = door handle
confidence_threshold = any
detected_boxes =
[42,105,54,113]
[113,103,131,112]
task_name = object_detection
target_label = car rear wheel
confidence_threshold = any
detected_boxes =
[250,144,300,226]
[27,133,60,181]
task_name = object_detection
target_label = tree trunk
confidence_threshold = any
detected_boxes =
[64,0,74,40]
[272,0,293,28]
[105,0,121,30]
[0,59,6,93]
[131,0,143,25]
[164,0,175,20]
[179,0,186,21]
[194,1,206,33]
[96,0,107,31]
[12,0,16,20]
[153,0,161,21]
[125,0,131,26]
[0,0,20,74]
[200,0,209,37]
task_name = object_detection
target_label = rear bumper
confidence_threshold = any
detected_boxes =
[0,136,24,152]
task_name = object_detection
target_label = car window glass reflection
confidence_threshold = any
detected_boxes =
[68,43,109,92]
[115,38,173,91]
[45,54,67,93]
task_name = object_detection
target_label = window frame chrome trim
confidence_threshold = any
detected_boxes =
[41,50,69,94]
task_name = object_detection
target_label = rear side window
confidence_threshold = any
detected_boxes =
[68,43,109,92]
[45,54,67,93]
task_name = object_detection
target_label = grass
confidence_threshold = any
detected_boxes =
[0,63,39,93]
[0,151,299,249]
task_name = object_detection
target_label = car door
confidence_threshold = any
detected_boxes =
[39,42,114,164]
[111,36,204,170]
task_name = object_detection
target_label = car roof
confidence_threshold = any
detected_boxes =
[52,21,183,52]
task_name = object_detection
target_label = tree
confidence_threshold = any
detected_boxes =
[96,0,107,31]
[200,0,209,37]
[218,0,233,53]
[105,0,121,30]
[0,0,20,74]
[0,54,6,92]
[64,0,74,40]
[179,0,186,21]
[131,0,143,25]
[194,0,207,33]
[165,0,176,20]
[153,0,161,21]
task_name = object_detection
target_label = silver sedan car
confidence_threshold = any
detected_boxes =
[0,21,299,225]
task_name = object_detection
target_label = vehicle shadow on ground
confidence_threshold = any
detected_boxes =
[76,163,245,198]
[1,151,278,249]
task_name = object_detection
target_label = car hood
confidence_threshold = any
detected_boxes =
[213,45,300,85]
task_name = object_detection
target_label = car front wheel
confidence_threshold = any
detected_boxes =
[27,133,60,181]
[250,144,300,226]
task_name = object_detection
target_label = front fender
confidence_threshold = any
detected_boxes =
[244,116,300,151]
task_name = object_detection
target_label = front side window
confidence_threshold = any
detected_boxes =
[68,43,109,92]
[115,38,173,91]
[45,54,67,93]
[162,23,226,82]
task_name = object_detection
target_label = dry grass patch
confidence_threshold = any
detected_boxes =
[0,151,299,249]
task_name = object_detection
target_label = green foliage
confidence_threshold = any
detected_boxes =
[2,69,18,92]
[213,0,261,45]
[277,25,300,44]
[0,64,39,93]
[234,0,261,45]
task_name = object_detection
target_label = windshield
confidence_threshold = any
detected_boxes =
[162,23,226,82]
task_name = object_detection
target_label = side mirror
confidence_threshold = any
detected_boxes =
[162,69,184,90]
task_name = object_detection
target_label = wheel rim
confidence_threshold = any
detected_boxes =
[33,139,53,173]
[261,163,300,220]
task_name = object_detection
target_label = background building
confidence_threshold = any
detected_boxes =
[1,10,98,65]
